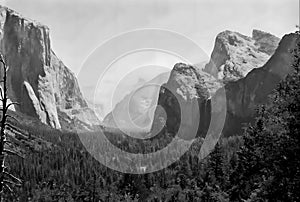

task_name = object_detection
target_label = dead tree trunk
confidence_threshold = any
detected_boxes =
[0,54,21,201]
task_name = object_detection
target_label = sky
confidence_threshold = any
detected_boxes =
[0,0,298,118]
[1,0,298,74]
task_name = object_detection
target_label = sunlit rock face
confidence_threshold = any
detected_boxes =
[204,30,279,83]
[0,6,99,130]
[150,63,221,140]
[222,33,299,136]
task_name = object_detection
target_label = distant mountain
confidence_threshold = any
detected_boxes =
[204,30,280,83]
[86,100,104,121]
[103,72,170,135]
[0,5,100,130]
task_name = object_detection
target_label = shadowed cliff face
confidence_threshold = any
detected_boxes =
[0,6,99,129]
[204,30,280,83]
[222,33,299,136]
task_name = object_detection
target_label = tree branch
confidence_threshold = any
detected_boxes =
[5,102,19,110]
[5,115,19,123]
[4,172,22,184]
[3,184,12,193]
[3,149,24,159]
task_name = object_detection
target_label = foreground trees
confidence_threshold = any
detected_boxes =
[229,32,300,201]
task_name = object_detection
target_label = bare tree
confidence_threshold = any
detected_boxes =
[0,54,22,201]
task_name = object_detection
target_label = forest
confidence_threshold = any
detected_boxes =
[1,33,300,202]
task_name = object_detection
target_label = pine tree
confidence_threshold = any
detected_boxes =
[255,31,300,201]
[208,142,226,187]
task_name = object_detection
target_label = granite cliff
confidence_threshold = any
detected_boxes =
[0,6,99,130]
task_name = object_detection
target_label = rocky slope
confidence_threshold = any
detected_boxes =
[0,6,99,130]
[204,30,280,82]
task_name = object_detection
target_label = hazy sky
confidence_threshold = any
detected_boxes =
[1,0,298,74]
[0,0,298,118]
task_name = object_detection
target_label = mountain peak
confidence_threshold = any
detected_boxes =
[0,5,47,29]
[252,29,281,55]
[252,29,277,40]
[204,30,279,82]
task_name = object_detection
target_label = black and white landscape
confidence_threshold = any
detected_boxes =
[0,0,299,201]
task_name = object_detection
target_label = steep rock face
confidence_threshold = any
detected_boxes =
[50,51,100,128]
[0,6,99,129]
[150,63,221,140]
[222,33,299,136]
[204,30,279,82]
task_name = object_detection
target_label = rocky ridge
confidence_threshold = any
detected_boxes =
[104,29,283,138]
[150,31,297,139]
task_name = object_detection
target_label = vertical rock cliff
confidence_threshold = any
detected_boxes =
[0,6,99,130]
